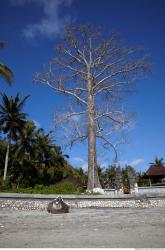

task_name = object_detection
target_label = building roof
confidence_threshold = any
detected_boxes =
[146,165,165,176]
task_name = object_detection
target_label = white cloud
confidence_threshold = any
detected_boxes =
[10,0,74,39]
[70,156,145,171]
[72,157,88,170]
[118,160,128,166]
[128,159,145,167]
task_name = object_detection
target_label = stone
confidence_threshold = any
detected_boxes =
[126,166,138,193]
[47,196,69,214]
[114,166,123,192]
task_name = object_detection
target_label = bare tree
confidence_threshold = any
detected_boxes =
[34,24,150,191]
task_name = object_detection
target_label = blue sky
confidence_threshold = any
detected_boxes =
[0,0,165,172]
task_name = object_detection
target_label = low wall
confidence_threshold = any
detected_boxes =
[104,189,115,195]
[0,198,165,210]
[0,193,165,210]
[138,186,165,194]
[104,186,165,195]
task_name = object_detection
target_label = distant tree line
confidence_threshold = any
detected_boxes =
[98,165,136,190]
[98,157,165,190]
[0,93,86,189]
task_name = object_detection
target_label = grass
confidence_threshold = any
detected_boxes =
[0,182,85,195]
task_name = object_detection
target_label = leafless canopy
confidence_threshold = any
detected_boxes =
[34,24,150,189]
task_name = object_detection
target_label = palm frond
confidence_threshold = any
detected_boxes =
[0,63,13,85]
[17,94,30,110]
[0,93,29,140]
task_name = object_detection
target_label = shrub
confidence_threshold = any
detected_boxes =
[0,182,84,194]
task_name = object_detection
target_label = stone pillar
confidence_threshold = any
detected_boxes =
[126,166,138,193]
[114,166,124,194]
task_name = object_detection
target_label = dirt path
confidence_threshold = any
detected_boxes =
[0,207,165,247]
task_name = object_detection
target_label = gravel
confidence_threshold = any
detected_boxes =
[0,197,165,210]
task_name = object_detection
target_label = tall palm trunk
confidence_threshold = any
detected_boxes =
[3,138,11,181]
[87,78,101,190]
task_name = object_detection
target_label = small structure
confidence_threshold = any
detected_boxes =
[145,165,165,185]
[126,166,138,193]
[47,196,69,214]
[114,166,123,193]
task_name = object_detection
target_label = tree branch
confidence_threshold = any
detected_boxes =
[94,78,137,96]
[97,134,118,162]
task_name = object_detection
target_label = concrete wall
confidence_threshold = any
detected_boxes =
[104,186,165,195]
[0,192,165,210]
[104,189,115,195]
[138,186,165,194]
[0,197,165,210]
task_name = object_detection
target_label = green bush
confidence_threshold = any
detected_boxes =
[137,178,150,187]
[0,176,12,190]
[0,182,84,194]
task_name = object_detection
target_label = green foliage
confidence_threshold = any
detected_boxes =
[137,178,150,187]
[0,93,87,192]
[98,165,139,189]
[0,41,13,85]
[0,93,29,140]
[0,139,6,175]
[98,165,116,188]
[150,157,164,167]
[121,168,129,187]
[0,176,12,190]
[0,93,30,180]
[0,182,84,194]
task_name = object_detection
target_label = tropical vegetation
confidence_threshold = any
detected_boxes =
[0,41,13,85]
[149,157,164,167]
[0,93,29,180]
[0,93,87,193]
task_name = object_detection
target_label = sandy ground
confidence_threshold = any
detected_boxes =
[0,207,165,248]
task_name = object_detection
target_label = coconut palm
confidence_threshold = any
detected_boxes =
[0,41,13,85]
[15,120,37,161]
[0,93,29,180]
[0,139,7,176]
[34,129,57,167]
[150,157,164,167]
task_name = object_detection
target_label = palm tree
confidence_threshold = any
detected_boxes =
[150,157,164,167]
[15,120,37,161]
[34,129,58,167]
[0,41,13,85]
[0,93,29,180]
[0,139,7,176]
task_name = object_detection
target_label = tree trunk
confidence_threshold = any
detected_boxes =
[94,134,102,188]
[87,79,101,190]
[3,142,10,181]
